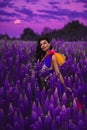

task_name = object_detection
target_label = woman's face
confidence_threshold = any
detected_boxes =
[40,40,50,52]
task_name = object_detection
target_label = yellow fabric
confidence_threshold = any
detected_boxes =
[55,53,66,66]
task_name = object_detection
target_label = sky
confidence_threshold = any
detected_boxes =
[0,0,87,37]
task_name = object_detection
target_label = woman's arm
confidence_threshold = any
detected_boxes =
[52,55,72,91]
[52,55,65,85]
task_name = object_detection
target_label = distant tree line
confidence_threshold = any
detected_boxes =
[0,20,87,41]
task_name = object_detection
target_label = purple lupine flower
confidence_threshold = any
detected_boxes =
[0,40,87,130]
[44,112,52,130]
[37,102,43,117]
[54,106,62,117]
[34,87,40,100]
[14,121,20,130]
[0,87,5,99]
[44,96,50,114]
[68,120,77,130]
[77,120,86,130]
[26,83,32,101]
[0,109,5,130]
[60,105,68,130]
[6,123,14,130]
[55,115,61,130]
[50,95,55,106]
[13,111,19,122]
[7,103,14,125]
[22,94,31,117]
[62,92,67,105]
[53,88,60,107]
[16,80,21,91]
[67,107,71,120]
[32,110,38,123]
[49,104,54,119]
[19,113,25,130]
[32,102,37,112]
[35,117,43,130]
[72,99,78,125]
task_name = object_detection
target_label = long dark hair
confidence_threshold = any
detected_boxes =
[35,37,52,62]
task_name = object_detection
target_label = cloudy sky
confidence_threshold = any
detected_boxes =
[0,0,87,37]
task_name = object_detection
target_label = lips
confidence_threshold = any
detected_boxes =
[42,47,46,50]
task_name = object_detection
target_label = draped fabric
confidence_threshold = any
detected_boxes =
[37,54,54,91]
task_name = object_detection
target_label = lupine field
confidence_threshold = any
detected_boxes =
[0,39,87,130]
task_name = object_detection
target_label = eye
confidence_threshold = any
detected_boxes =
[43,42,46,44]
[40,42,46,46]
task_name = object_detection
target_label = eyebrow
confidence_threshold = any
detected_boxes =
[40,41,47,44]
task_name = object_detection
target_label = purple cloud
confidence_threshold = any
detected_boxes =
[16,8,34,17]
[0,0,87,37]
[0,18,11,22]
[0,10,19,17]
[37,8,86,20]
[0,0,15,8]
[48,2,60,5]
[26,0,39,4]
[74,0,87,3]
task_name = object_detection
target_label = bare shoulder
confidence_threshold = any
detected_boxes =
[51,54,59,71]
[52,54,57,62]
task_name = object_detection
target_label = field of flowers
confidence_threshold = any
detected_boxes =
[0,39,87,130]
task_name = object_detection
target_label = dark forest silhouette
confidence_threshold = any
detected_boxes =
[0,20,87,41]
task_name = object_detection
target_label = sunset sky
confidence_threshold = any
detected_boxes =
[0,0,87,37]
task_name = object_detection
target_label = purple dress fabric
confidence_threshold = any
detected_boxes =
[36,54,54,91]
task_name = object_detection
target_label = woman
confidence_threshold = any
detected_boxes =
[35,37,71,92]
